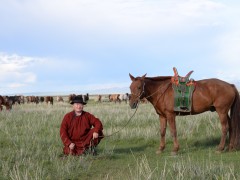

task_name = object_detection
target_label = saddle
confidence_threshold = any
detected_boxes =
[171,67,194,86]
[171,67,196,112]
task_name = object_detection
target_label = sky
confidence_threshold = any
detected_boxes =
[0,0,240,95]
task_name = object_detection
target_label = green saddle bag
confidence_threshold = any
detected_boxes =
[172,78,195,112]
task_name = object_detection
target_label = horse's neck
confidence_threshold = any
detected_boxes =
[144,79,170,102]
[144,80,158,98]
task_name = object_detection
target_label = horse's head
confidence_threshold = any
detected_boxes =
[129,73,147,109]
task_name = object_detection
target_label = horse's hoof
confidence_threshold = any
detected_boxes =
[171,151,177,156]
[155,150,163,155]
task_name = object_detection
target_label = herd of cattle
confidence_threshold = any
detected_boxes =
[0,95,55,110]
[97,93,148,104]
[0,93,148,111]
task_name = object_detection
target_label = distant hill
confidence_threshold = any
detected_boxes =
[11,86,130,96]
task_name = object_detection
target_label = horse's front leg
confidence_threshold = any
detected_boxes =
[156,115,167,154]
[167,113,179,155]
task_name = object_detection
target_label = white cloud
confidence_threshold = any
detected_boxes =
[0,52,93,94]
[0,52,42,89]
[0,53,34,71]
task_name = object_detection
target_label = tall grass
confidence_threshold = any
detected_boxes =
[0,101,240,179]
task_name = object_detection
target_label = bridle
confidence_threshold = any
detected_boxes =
[131,79,171,108]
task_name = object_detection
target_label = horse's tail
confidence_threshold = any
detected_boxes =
[230,85,240,149]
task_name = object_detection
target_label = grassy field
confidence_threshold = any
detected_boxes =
[1,99,240,179]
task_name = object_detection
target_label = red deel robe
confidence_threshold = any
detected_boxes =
[60,111,104,155]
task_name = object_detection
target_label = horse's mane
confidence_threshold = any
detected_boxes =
[145,76,171,81]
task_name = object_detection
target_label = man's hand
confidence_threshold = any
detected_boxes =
[93,132,99,139]
[69,143,75,150]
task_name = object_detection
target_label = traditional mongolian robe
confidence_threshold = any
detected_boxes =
[60,111,104,155]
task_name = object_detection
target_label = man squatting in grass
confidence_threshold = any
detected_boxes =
[60,95,104,155]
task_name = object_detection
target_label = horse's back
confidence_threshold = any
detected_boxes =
[193,78,236,112]
[197,78,235,96]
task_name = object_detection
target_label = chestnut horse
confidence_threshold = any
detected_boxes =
[129,73,240,155]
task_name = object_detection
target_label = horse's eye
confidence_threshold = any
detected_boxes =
[138,87,141,90]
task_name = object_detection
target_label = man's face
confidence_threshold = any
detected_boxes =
[73,103,84,112]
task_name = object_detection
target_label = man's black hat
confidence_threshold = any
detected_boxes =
[70,95,87,105]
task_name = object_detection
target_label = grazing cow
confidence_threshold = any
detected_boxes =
[45,96,53,105]
[39,96,45,103]
[57,96,64,102]
[4,96,15,106]
[119,93,130,104]
[19,95,25,104]
[68,94,76,103]
[97,95,102,103]
[83,93,89,103]
[35,96,40,104]
[26,96,39,104]
[5,95,23,105]
[109,94,121,103]
[26,96,31,103]
[0,95,12,111]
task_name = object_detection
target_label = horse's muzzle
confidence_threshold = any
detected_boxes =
[129,101,138,109]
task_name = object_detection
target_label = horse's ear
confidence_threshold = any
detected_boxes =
[129,73,135,81]
[142,73,147,79]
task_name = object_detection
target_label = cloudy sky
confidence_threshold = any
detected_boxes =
[0,0,240,95]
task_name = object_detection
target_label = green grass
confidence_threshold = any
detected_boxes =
[0,102,240,179]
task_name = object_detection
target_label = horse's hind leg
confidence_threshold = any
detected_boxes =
[156,115,167,154]
[217,113,229,152]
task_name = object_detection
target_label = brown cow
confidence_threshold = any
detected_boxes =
[7,95,23,105]
[109,94,121,103]
[119,93,130,104]
[39,96,45,103]
[45,96,53,105]
[97,95,102,103]
[57,96,64,102]
[68,94,76,103]
[83,93,89,103]
[26,96,39,104]
[0,95,12,110]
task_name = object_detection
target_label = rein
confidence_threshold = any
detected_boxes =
[89,80,171,154]
[152,82,171,107]
[99,80,170,138]
[98,103,139,138]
